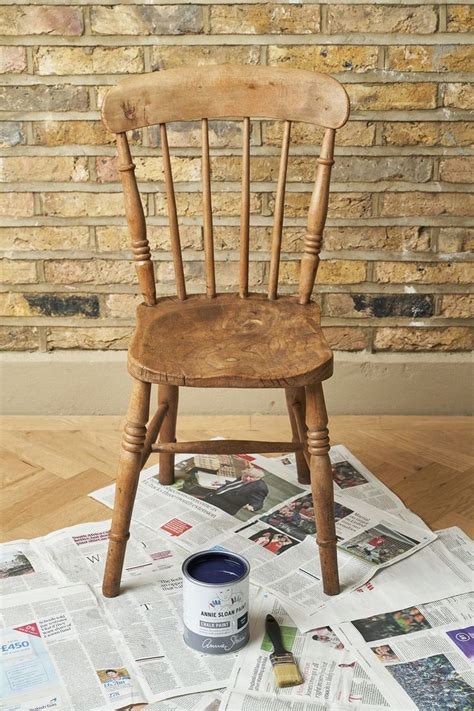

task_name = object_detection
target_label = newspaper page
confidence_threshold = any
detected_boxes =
[40,519,187,587]
[273,446,428,529]
[96,573,238,704]
[0,583,147,711]
[90,453,435,623]
[0,539,62,594]
[129,689,222,710]
[223,588,391,711]
[337,592,474,711]
[285,527,474,631]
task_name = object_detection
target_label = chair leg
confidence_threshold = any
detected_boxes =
[285,386,310,484]
[158,384,179,485]
[305,382,340,596]
[102,379,151,598]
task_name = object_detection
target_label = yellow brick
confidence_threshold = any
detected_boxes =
[440,294,474,318]
[0,6,83,35]
[0,326,38,351]
[0,156,88,182]
[327,4,437,33]
[214,226,271,251]
[439,157,474,183]
[0,226,90,251]
[1,259,37,284]
[278,259,366,285]
[44,260,94,285]
[387,45,474,72]
[47,327,132,350]
[0,192,34,217]
[323,226,430,252]
[210,4,320,33]
[271,192,372,219]
[105,293,142,318]
[444,83,474,109]
[324,327,369,351]
[382,121,474,147]
[347,83,437,110]
[34,47,143,75]
[438,228,474,253]
[374,327,473,351]
[33,121,116,146]
[96,225,202,252]
[264,120,375,147]
[0,46,27,73]
[380,192,473,217]
[96,156,202,183]
[447,5,474,32]
[268,45,378,73]
[41,192,126,217]
[91,5,202,35]
[155,192,261,217]
[151,45,260,70]
[375,261,473,285]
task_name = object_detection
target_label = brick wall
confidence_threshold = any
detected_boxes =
[1,2,473,355]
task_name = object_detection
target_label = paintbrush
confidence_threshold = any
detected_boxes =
[265,614,303,688]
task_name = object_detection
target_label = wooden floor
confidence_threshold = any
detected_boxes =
[1,416,473,543]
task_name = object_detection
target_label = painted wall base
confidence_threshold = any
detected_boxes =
[1,352,471,416]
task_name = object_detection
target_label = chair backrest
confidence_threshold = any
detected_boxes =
[102,64,350,306]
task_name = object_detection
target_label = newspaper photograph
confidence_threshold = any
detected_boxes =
[90,451,435,627]
[0,583,147,711]
[97,572,238,704]
[337,592,474,710]
[286,527,474,631]
[0,539,62,595]
[224,588,391,710]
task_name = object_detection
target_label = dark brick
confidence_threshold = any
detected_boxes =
[26,294,100,318]
[352,294,434,318]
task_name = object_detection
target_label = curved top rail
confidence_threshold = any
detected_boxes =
[102,64,350,133]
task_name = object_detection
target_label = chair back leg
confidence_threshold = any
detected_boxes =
[285,386,310,484]
[305,382,340,596]
[103,379,151,598]
[158,384,179,485]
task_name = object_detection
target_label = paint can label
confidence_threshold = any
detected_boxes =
[182,551,250,655]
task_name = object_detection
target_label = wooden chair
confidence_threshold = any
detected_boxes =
[100,65,350,599]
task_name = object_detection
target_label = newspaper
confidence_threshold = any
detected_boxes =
[336,591,474,710]
[285,528,474,632]
[90,452,436,627]
[223,588,391,710]
[0,519,241,706]
[96,573,237,704]
[0,583,147,711]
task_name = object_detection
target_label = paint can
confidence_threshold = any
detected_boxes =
[182,550,250,654]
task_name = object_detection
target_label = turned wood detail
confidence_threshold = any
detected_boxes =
[299,128,336,305]
[116,132,156,306]
[306,382,340,595]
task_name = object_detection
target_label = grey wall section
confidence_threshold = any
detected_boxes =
[1,352,472,416]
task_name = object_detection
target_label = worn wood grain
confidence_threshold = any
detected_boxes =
[127,294,333,388]
[102,65,350,133]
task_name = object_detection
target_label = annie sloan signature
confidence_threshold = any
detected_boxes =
[201,633,246,652]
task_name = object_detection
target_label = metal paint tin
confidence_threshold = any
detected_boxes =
[182,550,250,654]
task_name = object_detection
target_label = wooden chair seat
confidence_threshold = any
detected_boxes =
[128,294,333,388]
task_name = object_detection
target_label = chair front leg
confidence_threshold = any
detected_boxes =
[102,379,151,598]
[158,384,179,485]
[305,382,340,596]
[285,386,310,484]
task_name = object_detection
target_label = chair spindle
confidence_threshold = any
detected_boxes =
[201,119,216,298]
[116,132,156,306]
[239,117,251,298]
[298,128,335,305]
[160,123,187,301]
[268,120,291,300]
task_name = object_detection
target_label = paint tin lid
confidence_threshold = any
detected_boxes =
[182,550,250,587]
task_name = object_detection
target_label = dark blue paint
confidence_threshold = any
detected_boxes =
[186,551,247,584]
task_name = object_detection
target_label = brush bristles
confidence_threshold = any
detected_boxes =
[270,652,303,688]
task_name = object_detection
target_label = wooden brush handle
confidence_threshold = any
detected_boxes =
[265,614,287,656]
